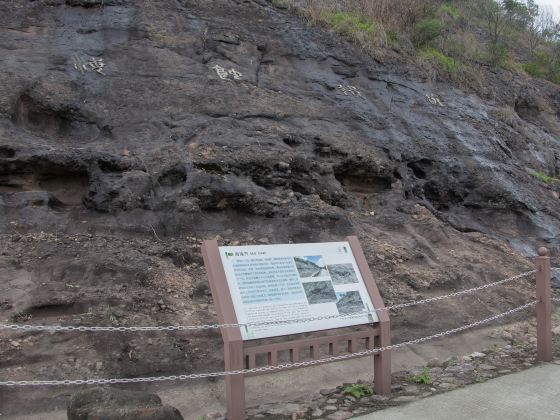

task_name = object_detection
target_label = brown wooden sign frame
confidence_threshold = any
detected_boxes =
[201,236,391,420]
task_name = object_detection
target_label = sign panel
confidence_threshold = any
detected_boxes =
[219,242,378,340]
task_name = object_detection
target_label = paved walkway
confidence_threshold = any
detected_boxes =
[356,361,560,420]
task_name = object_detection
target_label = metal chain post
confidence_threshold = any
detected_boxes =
[535,247,553,362]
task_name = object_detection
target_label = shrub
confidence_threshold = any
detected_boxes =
[386,29,400,43]
[440,4,460,20]
[421,47,457,73]
[489,106,517,127]
[316,10,389,51]
[442,31,484,62]
[523,61,547,78]
[488,44,511,67]
[523,51,560,84]
[412,18,443,46]
[343,383,374,399]
[320,11,374,36]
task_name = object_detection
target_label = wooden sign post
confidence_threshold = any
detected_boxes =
[201,236,391,420]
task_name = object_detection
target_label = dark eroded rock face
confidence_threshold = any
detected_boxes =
[67,387,184,420]
[0,0,558,248]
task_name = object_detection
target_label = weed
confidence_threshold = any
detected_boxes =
[320,11,374,36]
[523,51,560,84]
[488,44,511,68]
[109,312,120,326]
[529,170,560,184]
[386,29,400,43]
[440,4,460,20]
[489,106,517,127]
[524,61,548,78]
[421,48,456,73]
[342,383,374,399]
[409,367,432,384]
[316,10,388,51]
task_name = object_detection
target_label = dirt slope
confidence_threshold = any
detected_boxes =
[0,0,559,417]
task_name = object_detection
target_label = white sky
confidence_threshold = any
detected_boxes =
[538,0,560,14]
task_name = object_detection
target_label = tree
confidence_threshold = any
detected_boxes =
[474,0,544,64]
[475,0,510,64]
[504,0,533,29]
[538,6,560,42]
[525,0,541,56]
[524,4,559,56]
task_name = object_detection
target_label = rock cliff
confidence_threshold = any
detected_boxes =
[0,0,558,416]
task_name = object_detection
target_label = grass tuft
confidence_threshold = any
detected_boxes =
[421,47,456,73]
[409,367,433,384]
[342,383,374,399]
[440,4,460,20]
[529,170,560,184]
[319,11,374,35]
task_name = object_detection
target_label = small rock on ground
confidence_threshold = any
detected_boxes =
[327,410,353,420]
[67,387,184,420]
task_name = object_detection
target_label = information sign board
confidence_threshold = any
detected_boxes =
[219,241,379,340]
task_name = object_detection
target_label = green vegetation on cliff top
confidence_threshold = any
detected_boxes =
[275,0,560,88]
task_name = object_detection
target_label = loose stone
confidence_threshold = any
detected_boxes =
[320,388,337,396]
[404,385,419,394]
[327,411,353,420]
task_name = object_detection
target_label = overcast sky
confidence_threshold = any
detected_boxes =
[538,0,560,14]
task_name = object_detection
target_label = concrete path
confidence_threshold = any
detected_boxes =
[356,361,560,420]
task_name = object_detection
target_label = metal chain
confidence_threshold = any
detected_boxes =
[0,271,535,333]
[382,270,535,311]
[0,323,241,333]
[0,312,376,333]
[0,300,537,387]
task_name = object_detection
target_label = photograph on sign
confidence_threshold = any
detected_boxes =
[294,255,328,277]
[218,242,378,340]
[302,281,337,304]
[328,263,359,284]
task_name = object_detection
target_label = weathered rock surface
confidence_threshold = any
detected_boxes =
[2,0,560,249]
[1,0,560,417]
[67,387,183,420]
